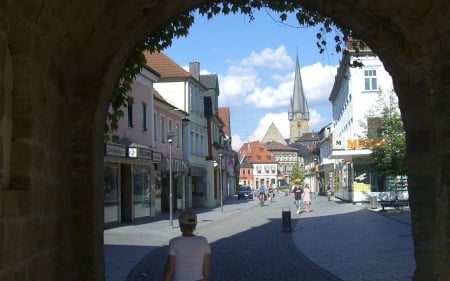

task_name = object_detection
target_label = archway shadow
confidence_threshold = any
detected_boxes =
[109,203,414,281]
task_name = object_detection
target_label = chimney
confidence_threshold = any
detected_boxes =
[189,62,200,81]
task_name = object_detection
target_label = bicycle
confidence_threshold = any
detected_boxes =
[259,193,265,206]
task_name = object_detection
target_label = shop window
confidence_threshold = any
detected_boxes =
[104,163,120,223]
[132,166,151,219]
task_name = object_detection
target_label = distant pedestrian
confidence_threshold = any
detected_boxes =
[326,182,332,201]
[303,184,311,213]
[292,180,303,214]
[162,210,211,281]
[268,184,274,201]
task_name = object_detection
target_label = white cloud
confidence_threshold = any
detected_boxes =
[252,112,290,141]
[219,49,337,111]
[218,65,259,107]
[240,45,293,69]
[301,62,337,105]
[244,85,290,109]
[308,108,326,131]
[231,108,327,151]
[217,48,337,151]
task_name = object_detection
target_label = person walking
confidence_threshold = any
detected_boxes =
[258,182,266,205]
[292,180,303,214]
[326,181,332,201]
[162,210,211,281]
[268,183,275,202]
[303,183,311,213]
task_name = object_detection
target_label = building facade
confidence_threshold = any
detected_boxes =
[238,141,278,189]
[264,141,298,187]
[103,65,160,225]
[328,40,406,202]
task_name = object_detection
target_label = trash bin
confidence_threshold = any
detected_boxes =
[370,196,378,209]
[281,207,291,232]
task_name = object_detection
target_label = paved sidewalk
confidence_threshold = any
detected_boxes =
[104,193,415,281]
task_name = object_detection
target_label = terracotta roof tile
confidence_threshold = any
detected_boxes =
[144,51,191,79]
[238,140,277,164]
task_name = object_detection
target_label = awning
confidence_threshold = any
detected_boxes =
[328,149,372,159]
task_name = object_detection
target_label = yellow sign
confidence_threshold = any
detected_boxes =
[346,138,385,149]
[334,138,385,149]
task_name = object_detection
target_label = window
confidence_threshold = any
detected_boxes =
[160,116,166,143]
[128,104,133,127]
[364,69,377,91]
[153,112,158,142]
[168,119,173,135]
[175,123,180,148]
[141,103,147,131]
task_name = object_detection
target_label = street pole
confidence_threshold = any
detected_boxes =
[219,153,223,212]
[168,134,173,227]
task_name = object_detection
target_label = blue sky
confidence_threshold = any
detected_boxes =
[163,9,341,151]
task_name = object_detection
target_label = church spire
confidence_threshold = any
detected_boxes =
[288,54,309,143]
[289,54,309,120]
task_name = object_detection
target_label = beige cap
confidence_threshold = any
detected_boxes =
[179,210,197,225]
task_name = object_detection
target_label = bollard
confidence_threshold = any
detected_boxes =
[281,207,292,232]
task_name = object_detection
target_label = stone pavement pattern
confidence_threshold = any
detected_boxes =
[104,193,415,281]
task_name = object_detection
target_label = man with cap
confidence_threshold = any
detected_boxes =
[163,210,211,281]
[292,179,303,214]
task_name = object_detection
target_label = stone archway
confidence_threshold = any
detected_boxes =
[0,1,448,280]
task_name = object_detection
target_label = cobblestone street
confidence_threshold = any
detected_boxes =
[112,193,414,281]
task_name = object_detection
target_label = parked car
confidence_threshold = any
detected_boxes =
[237,186,253,200]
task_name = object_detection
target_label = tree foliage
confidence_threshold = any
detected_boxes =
[290,165,305,183]
[369,92,407,177]
[106,1,360,140]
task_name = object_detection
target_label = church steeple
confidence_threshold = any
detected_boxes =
[288,54,309,143]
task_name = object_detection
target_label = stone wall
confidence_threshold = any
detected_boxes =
[0,1,448,280]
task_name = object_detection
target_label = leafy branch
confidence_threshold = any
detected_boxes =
[106,1,356,140]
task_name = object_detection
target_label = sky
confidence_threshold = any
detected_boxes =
[163,9,341,151]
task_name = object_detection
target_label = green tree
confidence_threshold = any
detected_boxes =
[290,165,305,183]
[106,1,365,140]
[369,92,407,177]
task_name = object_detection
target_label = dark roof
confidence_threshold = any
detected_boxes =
[200,74,218,89]
[265,141,298,151]
[288,143,311,156]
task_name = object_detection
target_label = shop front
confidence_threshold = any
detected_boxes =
[104,143,158,225]
[329,137,408,202]
[160,156,189,212]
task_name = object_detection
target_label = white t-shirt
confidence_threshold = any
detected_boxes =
[168,235,211,281]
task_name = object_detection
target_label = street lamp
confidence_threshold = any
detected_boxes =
[314,157,318,204]
[218,153,223,212]
[167,132,174,227]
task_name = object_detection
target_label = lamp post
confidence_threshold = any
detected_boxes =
[167,133,174,227]
[218,153,223,212]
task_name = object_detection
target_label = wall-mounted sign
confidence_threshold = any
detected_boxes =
[127,146,152,160]
[333,138,345,150]
[105,143,127,157]
[333,138,385,150]
[152,152,162,163]
[138,148,152,160]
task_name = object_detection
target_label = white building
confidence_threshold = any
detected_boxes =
[328,40,406,203]
[145,51,220,208]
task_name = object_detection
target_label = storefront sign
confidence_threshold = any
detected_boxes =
[127,146,152,160]
[138,148,152,160]
[105,143,127,157]
[333,138,385,150]
[152,152,162,163]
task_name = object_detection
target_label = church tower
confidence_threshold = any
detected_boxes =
[288,54,309,143]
